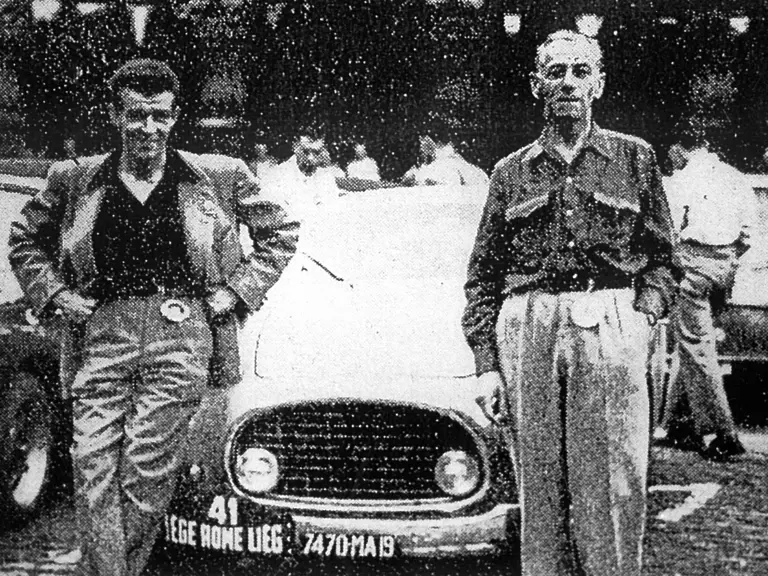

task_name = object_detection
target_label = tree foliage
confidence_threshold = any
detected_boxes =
[5,0,768,171]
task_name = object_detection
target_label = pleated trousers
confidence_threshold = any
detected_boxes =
[496,289,650,576]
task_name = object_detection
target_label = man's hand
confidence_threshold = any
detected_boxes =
[476,370,504,421]
[206,286,239,318]
[51,289,97,322]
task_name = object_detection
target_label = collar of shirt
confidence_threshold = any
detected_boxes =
[91,149,186,191]
[525,123,613,166]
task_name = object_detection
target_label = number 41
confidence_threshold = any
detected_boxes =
[207,496,239,526]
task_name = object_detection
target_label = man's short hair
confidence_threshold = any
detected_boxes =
[108,59,180,108]
[294,124,327,144]
[535,30,603,72]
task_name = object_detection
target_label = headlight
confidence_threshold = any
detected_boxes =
[235,448,280,493]
[434,450,480,497]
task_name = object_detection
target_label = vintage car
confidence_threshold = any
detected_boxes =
[705,174,768,423]
[0,172,65,524]
[159,184,520,566]
[714,176,768,368]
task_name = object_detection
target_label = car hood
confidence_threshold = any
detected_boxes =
[253,261,477,380]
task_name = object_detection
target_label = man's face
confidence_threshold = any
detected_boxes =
[294,137,327,175]
[110,89,177,162]
[531,39,605,121]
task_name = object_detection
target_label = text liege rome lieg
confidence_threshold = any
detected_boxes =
[164,514,284,554]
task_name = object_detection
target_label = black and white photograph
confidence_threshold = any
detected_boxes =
[0,1,765,575]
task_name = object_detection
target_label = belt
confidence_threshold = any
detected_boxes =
[92,285,206,304]
[536,274,632,294]
[504,270,634,296]
[680,238,739,249]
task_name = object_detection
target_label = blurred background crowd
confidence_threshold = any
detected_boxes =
[0,0,768,179]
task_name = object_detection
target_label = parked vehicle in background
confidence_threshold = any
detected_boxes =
[651,174,768,427]
[0,172,65,524]
[715,176,768,368]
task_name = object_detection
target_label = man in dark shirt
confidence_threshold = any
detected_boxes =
[9,60,299,576]
[462,31,677,576]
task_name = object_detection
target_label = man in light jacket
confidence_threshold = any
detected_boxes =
[8,59,299,576]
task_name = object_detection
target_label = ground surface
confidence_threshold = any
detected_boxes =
[0,428,765,576]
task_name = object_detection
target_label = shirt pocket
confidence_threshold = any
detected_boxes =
[504,193,550,223]
[504,192,552,269]
[586,186,642,246]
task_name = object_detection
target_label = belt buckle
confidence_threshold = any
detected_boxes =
[160,298,191,323]
[569,279,601,329]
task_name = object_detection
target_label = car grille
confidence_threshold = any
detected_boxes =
[229,400,482,501]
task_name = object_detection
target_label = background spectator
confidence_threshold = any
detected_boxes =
[402,125,488,187]
[261,126,341,219]
[346,142,380,181]
[661,125,755,460]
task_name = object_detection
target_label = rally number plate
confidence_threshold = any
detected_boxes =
[164,496,398,560]
[164,496,293,556]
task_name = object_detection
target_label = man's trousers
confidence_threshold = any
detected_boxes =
[664,241,739,437]
[496,289,650,576]
[70,296,213,576]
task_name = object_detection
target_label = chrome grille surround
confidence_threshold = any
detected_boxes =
[225,399,490,513]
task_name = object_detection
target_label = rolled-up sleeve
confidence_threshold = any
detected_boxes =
[633,146,680,319]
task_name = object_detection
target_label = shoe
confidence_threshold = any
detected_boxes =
[702,434,746,462]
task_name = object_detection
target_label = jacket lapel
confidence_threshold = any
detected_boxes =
[61,156,110,290]
[176,151,221,285]
[63,151,225,290]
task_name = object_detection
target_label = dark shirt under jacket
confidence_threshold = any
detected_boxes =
[91,153,202,302]
[463,125,678,374]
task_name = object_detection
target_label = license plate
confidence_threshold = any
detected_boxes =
[164,496,397,559]
[163,496,293,556]
[299,533,396,559]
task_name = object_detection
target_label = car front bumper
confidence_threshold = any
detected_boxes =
[162,492,519,560]
[290,502,518,557]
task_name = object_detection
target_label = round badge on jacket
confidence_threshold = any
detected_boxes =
[160,299,191,323]
[569,296,603,329]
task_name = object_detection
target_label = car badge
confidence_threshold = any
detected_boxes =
[160,299,191,323]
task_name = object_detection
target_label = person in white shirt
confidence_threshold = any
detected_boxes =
[260,128,341,220]
[662,133,756,460]
[402,128,489,187]
[346,142,380,181]
[247,140,278,180]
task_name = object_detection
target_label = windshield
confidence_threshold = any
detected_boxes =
[298,188,485,284]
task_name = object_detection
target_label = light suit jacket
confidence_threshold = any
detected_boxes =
[8,150,300,392]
